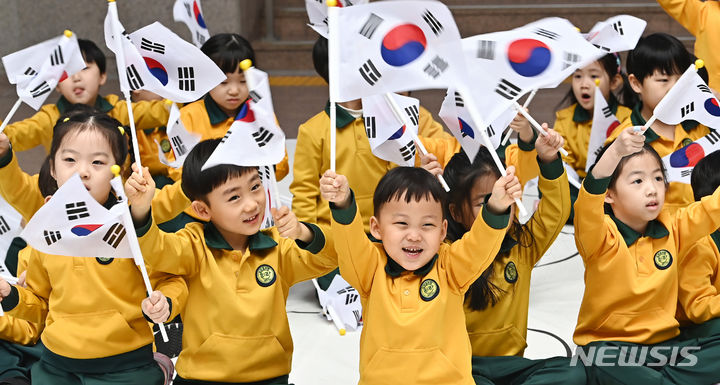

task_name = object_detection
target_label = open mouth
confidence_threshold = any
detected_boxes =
[402,247,423,257]
[580,93,591,101]
[73,87,84,96]
[243,214,259,224]
[646,201,659,210]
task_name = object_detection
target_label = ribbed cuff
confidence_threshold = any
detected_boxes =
[1,285,19,312]
[518,130,538,151]
[329,190,357,225]
[481,196,511,230]
[295,222,326,254]
[538,156,564,180]
[0,147,13,168]
[583,171,611,195]
[134,209,153,237]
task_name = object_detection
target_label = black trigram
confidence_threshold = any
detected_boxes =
[178,67,195,91]
[171,136,188,156]
[613,21,624,35]
[249,90,262,103]
[476,40,496,60]
[30,81,51,98]
[681,102,695,118]
[706,130,720,145]
[126,64,144,91]
[698,84,712,94]
[454,91,464,107]
[534,28,559,40]
[321,17,328,26]
[602,105,613,118]
[0,216,9,235]
[337,286,356,295]
[495,79,521,100]
[103,223,126,249]
[196,31,207,45]
[184,2,192,17]
[681,169,693,178]
[593,146,603,158]
[345,293,359,305]
[261,165,272,180]
[44,230,62,245]
[140,38,166,54]
[50,46,64,66]
[365,116,376,139]
[486,124,496,138]
[562,52,581,70]
[592,43,611,52]
[24,67,37,77]
[359,60,382,86]
[422,9,444,36]
[352,310,362,324]
[252,127,274,147]
[359,13,384,39]
[65,201,90,221]
[405,105,419,126]
[399,140,416,162]
[424,56,448,79]
[221,130,232,143]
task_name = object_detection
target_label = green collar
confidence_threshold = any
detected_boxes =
[324,101,356,129]
[711,231,720,253]
[204,95,234,125]
[102,193,119,210]
[499,235,519,254]
[609,212,669,246]
[572,94,620,123]
[203,221,278,251]
[56,95,113,115]
[630,103,699,143]
[385,253,438,278]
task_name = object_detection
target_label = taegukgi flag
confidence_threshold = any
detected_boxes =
[0,195,23,277]
[361,93,419,166]
[156,102,201,169]
[652,63,720,128]
[305,0,369,38]
[585,86,621,172]
[585,15,646,54]
[663,131,720,184]
[173,0,211,48]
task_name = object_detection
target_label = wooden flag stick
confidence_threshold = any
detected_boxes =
[0,99,23,135]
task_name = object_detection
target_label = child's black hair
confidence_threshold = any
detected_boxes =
[557,53,637,111]
[691,150,720,201]
[38,156,57,197]
[590,141,667,193]
[200,33,255,74]
[443,148,534,311]
[372,167,446,217]
[78,39,106,74]
[181,138,258,204]
[627,33,695,83]
[312,36,329,83]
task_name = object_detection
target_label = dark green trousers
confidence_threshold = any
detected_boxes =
[0,340,42,382]
[30,360,163,385]
[472,355,586,385]
[173,374,291,385]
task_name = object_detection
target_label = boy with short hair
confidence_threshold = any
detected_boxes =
[320,166,520,384]
[126,138,338,384]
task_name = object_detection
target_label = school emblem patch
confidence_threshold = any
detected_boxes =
[681,138,693,148]
[160,139,172,153]
[504,261,518,283]
[95,257,114,265]
[419,279,439,301]
[654,249,673,270]
[255,264,276,287]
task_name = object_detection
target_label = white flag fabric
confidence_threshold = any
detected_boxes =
[104,14,224,103]
[316,274,363,331]
[586,87,620,172]
[2,33,85,110]
[0,196,23,277]
[653,64,720,127]
[361,93,418,166]
[258,166,277,230]
[156,102,201,169]
[306,0,369,38]
[564,162,582,189]
[173,0,211,48]
[332,1,465,102]
[663,131,720,184]
[585,15,646,54]
[439,88,513,161]
[21,174,134,260]
[202,67,286,170]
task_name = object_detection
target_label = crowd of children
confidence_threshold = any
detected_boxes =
[0,2,719,385]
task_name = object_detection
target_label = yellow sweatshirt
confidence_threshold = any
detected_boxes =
[677,231,720,324]
[330,192,511,385]
[607,105,711,214]
[136,215,337,382]
[573,172,720,346]
[168,96,289,182]
[465,157,570,357]
[291,104,460,233]
[657,0,720,90]
[3,95,169,154]
[418,105,453,139]
[0,247,43,346]
[555,100,632,179]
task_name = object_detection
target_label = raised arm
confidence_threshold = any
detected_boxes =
[0,134,45,222]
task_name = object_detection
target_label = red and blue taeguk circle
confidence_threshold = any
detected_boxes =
[143,57,169,85]
[71,224,102,236]
[507,39,552,77]
[458,117,475,139]
[388,125,406,140]
[705,98,720,117]
[670,142,704,168]
[194,0,207,29]
[380,24,427,67]
[235,102,255,123]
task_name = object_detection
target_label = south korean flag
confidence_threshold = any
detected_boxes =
[156,102,201,168]
[585,15,646,54]
[652,63,720,128]
[361,93,419,166]
[663,131,720,184]
[173,0,211,48]
[258,166,277,230]
[0,196,23,277]
[305,0,369,38]
[332,1,466,102]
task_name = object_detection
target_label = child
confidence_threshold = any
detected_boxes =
[574,126,720,384]
[2,39,169,155]
[0,111,187,385]
[321,166,520,384]
[169,33,288,182]
[126,138,338,384]
[606,33,714,214]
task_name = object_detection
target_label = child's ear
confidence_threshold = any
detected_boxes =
[440,219,448,241]
[369,216,382,240]
[99,72,107,86]
[610,73,623,91]
[448,203,463,224]
[190,200,212,221]
[627,74,643,94]
[605,189,615,205]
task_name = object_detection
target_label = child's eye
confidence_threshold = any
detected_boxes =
[63,157,75,163]
[423,223,436,228]
[93,160,105,165]
[251,183,262,191]
[632,179,642,184]
[655,176,664,182]
[228,195,240,202]
[394,221,408,226]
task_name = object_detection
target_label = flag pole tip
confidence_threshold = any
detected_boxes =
[327,0,338,7]
[594,79,600,86]
[339,329,346,336]
[64,30,73,37]
[164,99,173,106]
[239,59,253,71]
[107,0,115,2]
[111,165,121,177]
[695,59,705,69]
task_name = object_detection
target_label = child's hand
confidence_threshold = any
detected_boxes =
[0,277,11,302]
[509,108,533,143]
[320,170,351,209]
[613,126,645,158]
[535,125,564,163]
[125,163,155,223]
[420,153,443,177]
[486,166,522,214]
[271,206,311,241]
[0,133,10,158]
[141,290,170,324]
[17,271,26,288]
